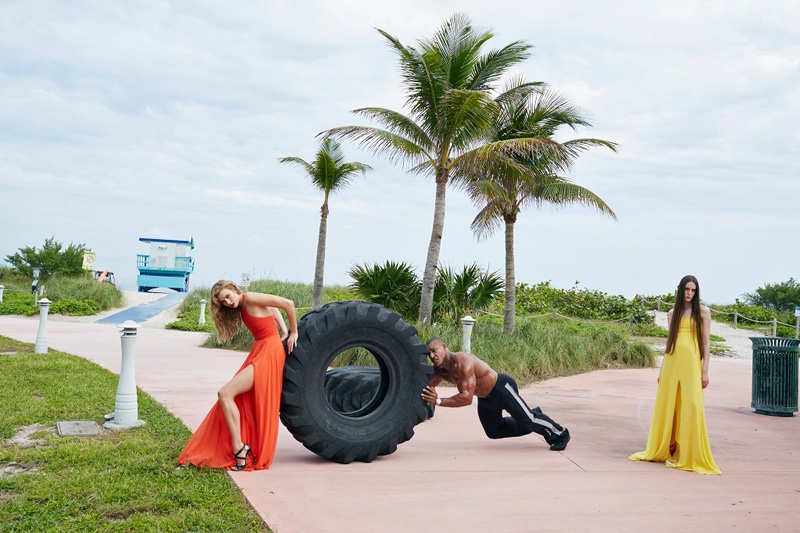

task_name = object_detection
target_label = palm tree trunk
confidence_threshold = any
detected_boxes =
[504,218,516,333]
[418,177,448,324]
[312,200,329,310]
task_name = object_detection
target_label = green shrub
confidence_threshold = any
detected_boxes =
[0,290,36,316]
[513,281,653,324]
[709,300,794,337]
[50,299,100,316]
[45,275,123,311]
[0,275,122,317]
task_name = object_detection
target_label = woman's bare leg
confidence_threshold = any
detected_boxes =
[218,364,255,459]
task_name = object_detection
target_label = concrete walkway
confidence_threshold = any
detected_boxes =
[1,316,798,533]
[96,292,187,325]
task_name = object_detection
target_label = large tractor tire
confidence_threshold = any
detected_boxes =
[325,366,435,420]
[280,301,432,464]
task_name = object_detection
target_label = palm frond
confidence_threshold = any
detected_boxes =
[323,124,429,167]
[527,181,617,219]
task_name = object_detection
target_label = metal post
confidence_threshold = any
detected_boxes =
[199,299,207,325]
[34,298,51,353]
[104,320,146,429]
[795,317,798,340]
[460,315,476,354]
[0,285,4,303]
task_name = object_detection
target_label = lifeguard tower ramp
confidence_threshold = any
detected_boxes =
[136,237,195,292]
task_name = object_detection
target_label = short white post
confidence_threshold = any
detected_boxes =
[461,315,476,354]
[34,298,51,354]
[0,285,5,303]
[772,318,777,337]
[104,320,146,429]
[734,311,738,330]
[199,299,207,325]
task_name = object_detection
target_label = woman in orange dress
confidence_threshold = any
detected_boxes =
[629,275,721,475]
[178,280,298,471]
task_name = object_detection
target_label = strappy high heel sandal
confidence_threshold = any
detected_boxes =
[230,443,255,471]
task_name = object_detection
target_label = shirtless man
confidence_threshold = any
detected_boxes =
[420,337,570,451]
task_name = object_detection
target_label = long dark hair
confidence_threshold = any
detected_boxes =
[665,275,704,359]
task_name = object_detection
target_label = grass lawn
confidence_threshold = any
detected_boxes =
[0,336,269,532]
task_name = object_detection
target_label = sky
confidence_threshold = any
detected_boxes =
[1,0,798,304]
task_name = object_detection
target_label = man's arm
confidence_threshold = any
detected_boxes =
[421,355,477,407]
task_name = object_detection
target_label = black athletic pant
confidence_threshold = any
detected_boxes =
[477,373,564,443]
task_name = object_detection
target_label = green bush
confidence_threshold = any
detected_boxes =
[50,299,100,316]
[45,275,123,311]
[0,290,36,316]
[709,300,794,337]
[0,276,121,317]
[514,281,653,324]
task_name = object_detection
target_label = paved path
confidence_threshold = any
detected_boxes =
[97,292,187,325]
[1,316,798,533]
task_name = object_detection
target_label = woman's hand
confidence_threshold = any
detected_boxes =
[286,331,298,353]
[701,370,709,389]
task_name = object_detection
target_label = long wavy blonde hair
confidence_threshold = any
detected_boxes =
[210,279,244,342]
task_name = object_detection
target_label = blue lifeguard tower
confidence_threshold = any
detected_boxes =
[136,237,195,292]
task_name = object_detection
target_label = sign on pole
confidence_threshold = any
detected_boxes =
[82,251,96,271]
[795,306,800,318]
[241,272,251,289]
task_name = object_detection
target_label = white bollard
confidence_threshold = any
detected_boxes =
[199,299,207,325]
[103,320,146,430]
[0,285,4,303]
[34,298,51,354]
[461,315,476,354]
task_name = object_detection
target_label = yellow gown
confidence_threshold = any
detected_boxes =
[629,317,721,474]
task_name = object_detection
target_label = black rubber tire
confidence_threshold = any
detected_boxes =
[280,301,432,464]
[325,366,435,420]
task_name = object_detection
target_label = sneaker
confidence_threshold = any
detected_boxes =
[549,428,570,451]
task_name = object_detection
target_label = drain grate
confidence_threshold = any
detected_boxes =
[56,421,101,437]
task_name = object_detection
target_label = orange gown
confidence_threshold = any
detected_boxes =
[178,301,286,471]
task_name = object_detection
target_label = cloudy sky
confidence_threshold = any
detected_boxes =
[1,0,797,304]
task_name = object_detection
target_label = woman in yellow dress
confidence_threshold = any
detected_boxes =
[629,275,721,474]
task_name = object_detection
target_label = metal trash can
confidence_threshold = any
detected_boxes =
[750,337,799,416]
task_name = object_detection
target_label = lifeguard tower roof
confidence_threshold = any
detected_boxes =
[139,237,192,245]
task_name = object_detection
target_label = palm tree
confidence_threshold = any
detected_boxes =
[433,263,503,325]
[323,14,556,324]
[279,139,371,309]
[466,84,618,332]
[348,261,421,322]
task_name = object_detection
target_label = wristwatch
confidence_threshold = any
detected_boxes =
[435,398,442,406]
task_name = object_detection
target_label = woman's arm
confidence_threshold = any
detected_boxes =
[659,309,674,383]
[272,307,289,339]
[242,292,299,351]
[700,305,711,388]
